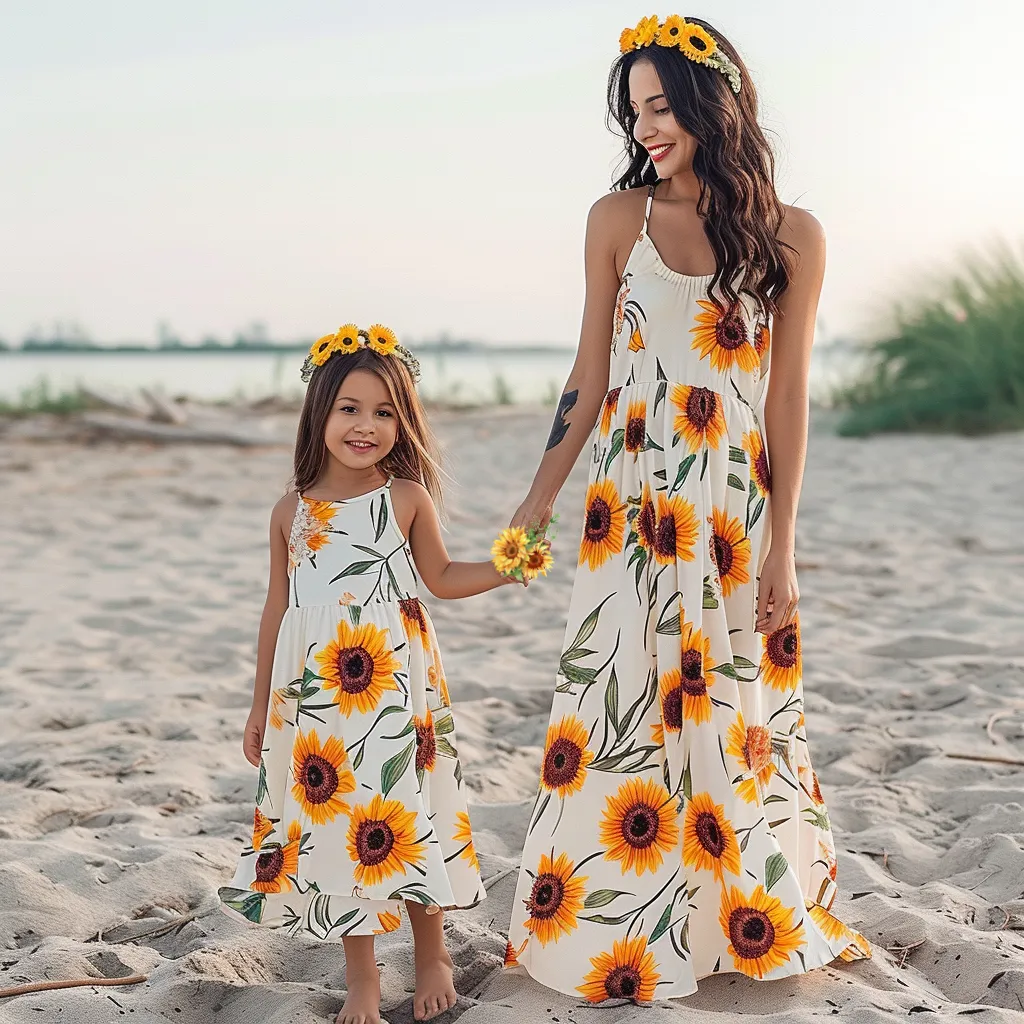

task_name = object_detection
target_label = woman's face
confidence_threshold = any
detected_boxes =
[628,59,697,179]
[324,368,398,472]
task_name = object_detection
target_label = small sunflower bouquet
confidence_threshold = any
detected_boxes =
[491,517,558,583]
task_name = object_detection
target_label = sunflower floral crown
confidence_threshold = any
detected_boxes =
[619,15,741,95]
[300,324,422,384]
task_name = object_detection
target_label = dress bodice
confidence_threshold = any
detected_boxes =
[286,479,419,608]
[608,185,770,409]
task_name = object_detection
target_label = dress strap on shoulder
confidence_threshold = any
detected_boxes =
[642,183,656,236]
[384,474,394,488]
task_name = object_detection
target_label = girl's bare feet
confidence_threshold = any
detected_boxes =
[406,902,457,1021]
[339,935,383,1024]
[413,950,457,1021]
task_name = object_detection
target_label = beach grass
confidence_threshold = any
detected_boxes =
[835,247,1024,436]
[0,378,93,417]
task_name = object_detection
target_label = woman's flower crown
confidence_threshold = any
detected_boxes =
[300,324,422,384]
[619,15,741,95]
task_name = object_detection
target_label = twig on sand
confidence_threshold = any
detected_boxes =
[0,974,147,999]
[482,866,519,891]
[966,866,1002,892]
[87,911,199,945]
[945,752,1024,767]
[885,938,925,969]
[986,708,1022,744]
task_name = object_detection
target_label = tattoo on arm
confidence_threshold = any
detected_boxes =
[545,389,579,451]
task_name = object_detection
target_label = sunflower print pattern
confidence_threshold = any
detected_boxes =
[508,185,869,1000]
[219,479,484,937]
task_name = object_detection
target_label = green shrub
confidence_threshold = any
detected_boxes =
[0,378,91,417]
[493,373,513,406]
[835,247,1024,436]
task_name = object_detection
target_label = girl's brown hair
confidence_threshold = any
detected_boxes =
[292,347,443,508]
[608,18,793,317]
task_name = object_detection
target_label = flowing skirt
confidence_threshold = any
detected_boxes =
[219,599,484,938]
[507,382,869,1000]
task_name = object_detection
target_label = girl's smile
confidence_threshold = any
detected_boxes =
[345,438,377,454]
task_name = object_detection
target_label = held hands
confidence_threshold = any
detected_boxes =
[491,495,558,589]
[509,494,554,535]
[242,709,265,767]
[755,545,799,634]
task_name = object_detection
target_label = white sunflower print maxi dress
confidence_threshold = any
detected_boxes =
[507,187,870,1001]
[219,477,484,938]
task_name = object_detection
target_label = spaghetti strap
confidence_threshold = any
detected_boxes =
[642,182,656,236]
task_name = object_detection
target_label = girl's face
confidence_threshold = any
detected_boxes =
[324,368,398,471]
[628,59,698,179]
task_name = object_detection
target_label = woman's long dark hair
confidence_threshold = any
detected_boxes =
[293,347,444,510]
[608,18,791,316]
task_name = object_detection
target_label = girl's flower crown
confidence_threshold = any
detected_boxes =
[300,324,422,384]
[619,15,741,95]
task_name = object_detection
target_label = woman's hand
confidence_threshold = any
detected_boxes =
[510,493,554,533]
[755,545,799,634]
[242,709,266,767]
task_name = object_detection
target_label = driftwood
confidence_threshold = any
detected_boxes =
[0,974,147,998]
[78,386,147,418]
[80,413,274,446]
[139,388,188,425]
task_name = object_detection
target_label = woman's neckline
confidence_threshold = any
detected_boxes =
[642,232,716,282]
[641,184,717,282]
[626,231,716,285]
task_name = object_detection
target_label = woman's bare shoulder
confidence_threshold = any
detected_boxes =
[589,186,649,230]
[778,204,825,250]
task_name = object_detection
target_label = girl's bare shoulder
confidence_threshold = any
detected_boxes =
[389,477,432,538]
[271,490,300,530]
[389,477,430,511]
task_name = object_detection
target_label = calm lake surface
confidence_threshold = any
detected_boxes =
[0,347,577,406]
[0,343,858,405]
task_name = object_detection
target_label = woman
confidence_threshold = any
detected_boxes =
[505,14,870,1003]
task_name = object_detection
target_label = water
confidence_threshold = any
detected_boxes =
[0,347,578,406]
[0,341,860,406]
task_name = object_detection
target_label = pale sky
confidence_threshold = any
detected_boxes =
[3,1,1023,347]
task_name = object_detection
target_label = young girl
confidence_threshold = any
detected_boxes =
[505,15,871,1002]
[218,324,517,1024]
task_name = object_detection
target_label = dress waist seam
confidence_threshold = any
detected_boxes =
[607,380,761,412]
[284,598,421,610]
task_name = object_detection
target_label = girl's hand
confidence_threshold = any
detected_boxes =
[755,546,799,634]
[510,494,554,533]
[242,710,266,767]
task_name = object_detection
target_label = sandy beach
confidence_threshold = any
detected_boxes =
[2,405,1024,1022]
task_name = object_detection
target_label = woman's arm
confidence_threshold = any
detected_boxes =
[755,206,825,634]
[510,193,630,529]
[393,480,516,599]
[243,493,294,766]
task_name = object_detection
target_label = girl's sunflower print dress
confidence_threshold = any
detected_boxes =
[507,187,870,1000]
[219,477,484,938]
